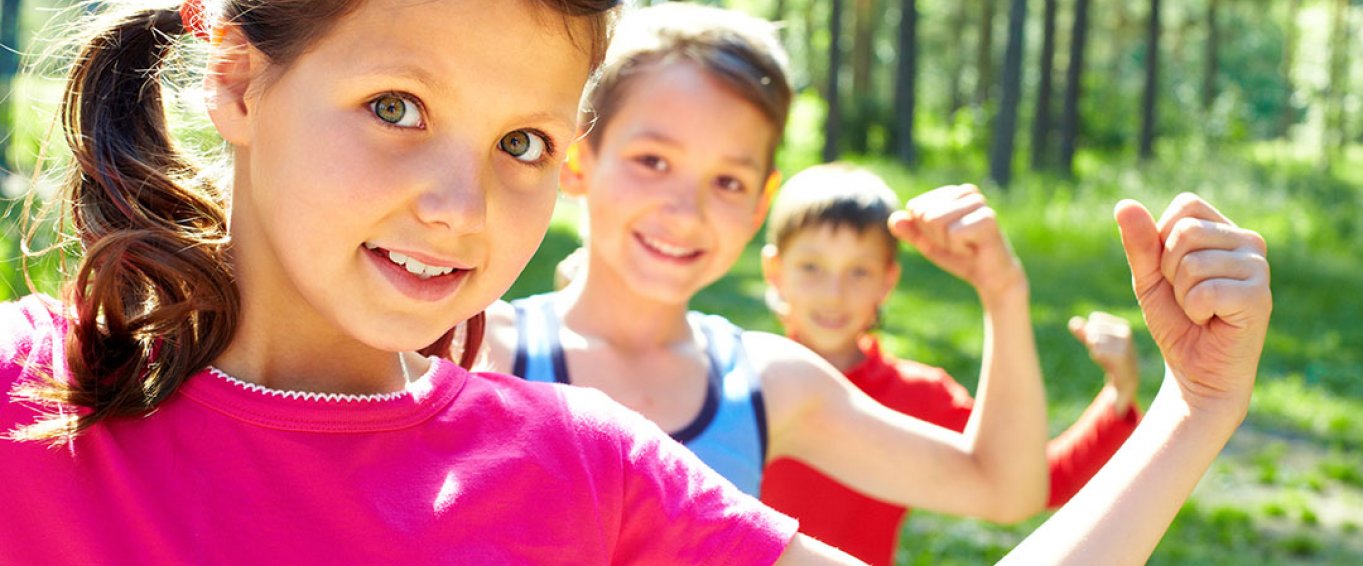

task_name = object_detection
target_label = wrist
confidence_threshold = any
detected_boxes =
[978,275,1029,309]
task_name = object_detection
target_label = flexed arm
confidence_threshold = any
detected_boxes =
[762,184,1048,523]
[1003,194,1272,564]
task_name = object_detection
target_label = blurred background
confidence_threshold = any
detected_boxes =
[3,0,1361,563]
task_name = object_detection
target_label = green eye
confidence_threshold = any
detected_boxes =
[370,94,422,128]
[499,130,548,163]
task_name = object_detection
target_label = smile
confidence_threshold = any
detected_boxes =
[635,232,703,261]
[364,243,460,280]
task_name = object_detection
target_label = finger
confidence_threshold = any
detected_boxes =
[916,194,987,249]
[1115,200,1165,301]
[1160,217,1268,283]
[1172,251,1270,325]
[946,205,998,255]
[1068,316,1088,342]
[1181,274,1272,328]
[1156,192,1236,244]
[888,210,927,247]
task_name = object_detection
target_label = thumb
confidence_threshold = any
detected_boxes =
[1115,200,1188,342]
[1067,315,1088,343]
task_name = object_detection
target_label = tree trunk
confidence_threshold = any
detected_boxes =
[1278,0,1301,138]
[894,0,918,165]
[823,0,844,162]
[1060,0,1091,178]
[1139,0,1160,161]
[988,0,1027,187]
[947,2,969,115]
[975,0,997,107]
[0,0,23,176]
[849,0,877,153]
[1203,0,1219,111]
[1030,0,1058,170]
[1323,0,1350,168]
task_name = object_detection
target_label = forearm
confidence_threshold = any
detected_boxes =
[1002,370,1248,565]
[1045,385,1142,507]
[963,284,1049,520]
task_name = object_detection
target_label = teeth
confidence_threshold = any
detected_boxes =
[367,244,457,279]
[641,235,697,258]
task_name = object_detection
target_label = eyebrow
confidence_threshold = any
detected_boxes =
[632,130,765,173]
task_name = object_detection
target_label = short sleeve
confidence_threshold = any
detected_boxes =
[563,387,798,564]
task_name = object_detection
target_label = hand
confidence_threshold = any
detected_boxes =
[889,184,1026,299]
[1115,194,1271,413]
[1069,311,1140,411]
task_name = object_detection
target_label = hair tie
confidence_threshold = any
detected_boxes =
[180,0,211,41]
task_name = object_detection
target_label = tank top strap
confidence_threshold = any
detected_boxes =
[509,293,569,384]
[680,312,770,496]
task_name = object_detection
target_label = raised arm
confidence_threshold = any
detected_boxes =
[1003,194,1271,564]
[760,184,1049,523]
[1046,311,1143,507]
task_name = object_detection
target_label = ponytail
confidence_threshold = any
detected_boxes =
[12,6,239,442]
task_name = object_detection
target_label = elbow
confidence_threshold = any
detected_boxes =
[982,482,1048,525]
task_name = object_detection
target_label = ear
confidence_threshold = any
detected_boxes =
[559,138,593,197]
[879,259,902,305]
[751,171,780,229]
[760,243,783,289]
[205,26,259,146]
[760,244,790,318]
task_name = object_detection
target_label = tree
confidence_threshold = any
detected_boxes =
[0,0,23,177]
[1030,0,1059,170]
[946,2,970,116]
[893,0,918,165]
[848,0,877,153]
[987,0,1027,187]
[1323,0,1351,168]
[823,0,844,162]
[1139,0,1161,160]
[1278,0,1301,138]
[975,0,997,107]
[1059,0,1091,177]
[1203,0,1220,111]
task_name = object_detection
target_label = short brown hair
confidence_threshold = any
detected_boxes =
[765,164,900,262]
[580,3,792,171]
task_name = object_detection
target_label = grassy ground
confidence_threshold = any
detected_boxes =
[4,89,1360,563]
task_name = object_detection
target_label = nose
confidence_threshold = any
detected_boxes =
[658,176,704,225]
[413,145,487,234]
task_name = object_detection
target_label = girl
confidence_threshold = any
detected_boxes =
[0,1,818,562]
[484,3,1273,563]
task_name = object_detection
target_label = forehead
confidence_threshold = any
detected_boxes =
[600,61,778,165]
[309,0,593,119]
[785,224,895,259]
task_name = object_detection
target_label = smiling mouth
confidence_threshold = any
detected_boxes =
[635,232,704,261]
[810,312,850,329]
[363,243,463,280]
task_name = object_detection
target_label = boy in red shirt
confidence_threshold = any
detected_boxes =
[759,164,1143,565]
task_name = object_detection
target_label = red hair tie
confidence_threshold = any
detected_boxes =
[180,0,211,41]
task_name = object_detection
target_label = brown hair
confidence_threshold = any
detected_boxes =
[765,163,901,263]
[13,0,619,443]
[580,3,792,172]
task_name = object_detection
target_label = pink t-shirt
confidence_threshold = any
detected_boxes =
[0,295,797,564]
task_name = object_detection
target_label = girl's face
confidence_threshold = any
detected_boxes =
[216,0,592,350]
[764,226,900,357]
[567,61,776,305]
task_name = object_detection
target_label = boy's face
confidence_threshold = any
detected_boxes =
[564,60,777,305]
[763,225,900,358]
[214,0,591,351]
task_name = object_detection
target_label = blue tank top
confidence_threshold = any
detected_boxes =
[510,292,769,496]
